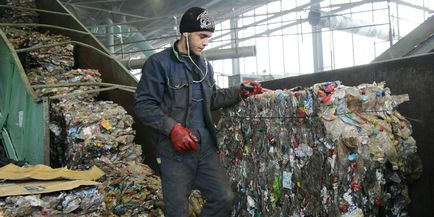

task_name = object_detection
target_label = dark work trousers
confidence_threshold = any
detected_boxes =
[160,83,234,217]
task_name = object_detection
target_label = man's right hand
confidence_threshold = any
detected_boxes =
[240,81,266,97]
[170,123,199,153]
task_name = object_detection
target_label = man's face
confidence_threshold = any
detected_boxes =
[187,31,213,55]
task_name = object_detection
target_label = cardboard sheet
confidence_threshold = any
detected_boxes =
[0,164,104,181]
[0,180,100,197]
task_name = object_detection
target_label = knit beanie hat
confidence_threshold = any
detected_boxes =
[180,7,215,33]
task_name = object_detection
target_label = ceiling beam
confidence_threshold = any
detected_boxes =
[62,2,150,19]
[61,0,124,5]
[208,0,327,47]
[209,0,375,50]
[391,0,434,13]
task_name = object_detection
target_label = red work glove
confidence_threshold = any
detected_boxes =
[240,81,265,97]
[170,123,199,153]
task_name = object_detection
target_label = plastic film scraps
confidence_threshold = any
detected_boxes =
[0,187,105,217]
[189,190,205,217]
[50,98,141,169]
[0,0,39,25]
[94,157,164,216]
[50,97,165,216]
[217,81,421,217]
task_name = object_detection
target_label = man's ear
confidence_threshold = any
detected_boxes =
[183,32,189,38]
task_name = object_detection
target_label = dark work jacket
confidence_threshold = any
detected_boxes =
[134,41,242,158]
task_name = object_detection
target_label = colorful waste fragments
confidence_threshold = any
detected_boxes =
[216,81,422,217]
[0,0,38,25]
[49,97,164,216]
[0,187,106,217]
[1,0,164,216]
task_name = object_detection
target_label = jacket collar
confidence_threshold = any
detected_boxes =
[172,40,205,64]
[172,40,183,62]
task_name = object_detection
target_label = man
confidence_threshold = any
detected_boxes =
[134,7,264,217]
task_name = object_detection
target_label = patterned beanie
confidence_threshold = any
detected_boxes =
[180,7,215,33]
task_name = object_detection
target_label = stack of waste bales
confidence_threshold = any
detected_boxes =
[50,97,164,216]
[0,0,164,216]
[217,81,422,217]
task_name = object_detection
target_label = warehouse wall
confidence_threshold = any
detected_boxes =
[262,53,434,217]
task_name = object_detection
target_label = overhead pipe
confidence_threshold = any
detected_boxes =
[205,45,256,61]
[120,46,256,70]
[318,12,389,40]
[90,24,156,57]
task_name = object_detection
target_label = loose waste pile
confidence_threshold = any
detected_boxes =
[0,187,106,216]
[217,81,422,217]
[0,0,164,216]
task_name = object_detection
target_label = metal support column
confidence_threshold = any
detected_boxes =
[105,17,114,53]
[230,15,240,75]
[309,0,324,72]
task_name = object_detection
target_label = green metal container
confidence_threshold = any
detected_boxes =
[0,30,47,163]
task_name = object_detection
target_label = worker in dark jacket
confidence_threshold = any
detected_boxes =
[134,7,264,217]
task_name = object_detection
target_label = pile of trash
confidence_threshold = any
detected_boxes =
[0,186,105,217]
[93,157,164,216]
[217,81,422,217]
[0,0,38,24]
[49,97,164,216]
[0,164,105,216]
[0,0,164,216]
[50,99,141,169]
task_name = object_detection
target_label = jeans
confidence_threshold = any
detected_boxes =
[160,136,234,217]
